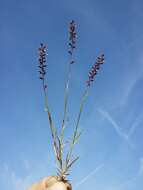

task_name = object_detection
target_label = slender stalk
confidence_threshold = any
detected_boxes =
[60,62,72,138]
[58,20,76,178]
[65,88,89,173]
[58,65,71,174]
[42,80,59,167]
[59,56,72,168]
[37,24,105,181]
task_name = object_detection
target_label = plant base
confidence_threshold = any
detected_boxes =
[27,176,72,190]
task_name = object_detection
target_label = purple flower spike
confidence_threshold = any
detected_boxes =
[87,54,105,86]
[68,20,76,64]
[38,43,47,81]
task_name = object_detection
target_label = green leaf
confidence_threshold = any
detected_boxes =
[67,156,79,169]
[74,131,83,144]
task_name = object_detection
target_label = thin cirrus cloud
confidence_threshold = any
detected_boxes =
[120,66,143,107]
[97,107,143,189]
[128,112,143,138]
[24,159,30,171]
[97,108,135,150]
[107,157,143,190]
[138,158,143,176]
[74,163,104,189]
[1,162,32,190]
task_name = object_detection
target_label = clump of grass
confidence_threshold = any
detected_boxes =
[37,20,105,181]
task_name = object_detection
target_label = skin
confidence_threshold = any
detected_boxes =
[27,176,72,190]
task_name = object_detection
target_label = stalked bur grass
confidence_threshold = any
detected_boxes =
[65,54,105,175]
[38,44,59,167]
[38,20,105,182]
[58,20,77,179]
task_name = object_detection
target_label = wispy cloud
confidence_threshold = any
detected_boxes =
[3,162,9,172]
[74,164,104,189]
[1,162,32,190]
[120,69,143,107]
[108,177,137,190]
[98,108,135,149]
[24,159,30,171]
[128,112,143,137]
[109,52,143,110]
[138,157,143,175]
[108,157,143,190]
[11,171,31,190]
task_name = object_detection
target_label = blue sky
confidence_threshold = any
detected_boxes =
[0,0,143,189]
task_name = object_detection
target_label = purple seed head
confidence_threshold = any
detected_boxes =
[38,43,47,81]
[87,54,105,86]
[68,20,77,64]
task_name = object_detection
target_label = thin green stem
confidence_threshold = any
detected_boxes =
[58,48,74,176]
[60,64,71,140]
[65,88,89,172]
[42,80,59,166]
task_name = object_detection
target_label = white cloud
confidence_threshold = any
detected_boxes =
[120,71,143,107]
[107,157,143,190]
[98,108,135,149]
[74,164,104,189]
[24,159,30,171]
[1,162,32,190]
[11,171,23,189]
[3,162,9,172]
[138,158,143,175]
[120,51,143,107]
[128,112,143,137]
